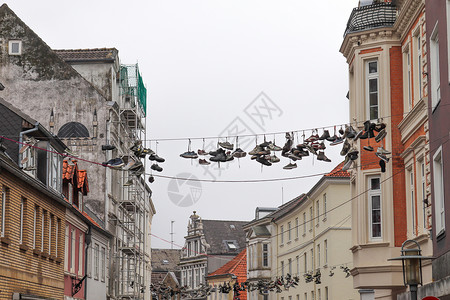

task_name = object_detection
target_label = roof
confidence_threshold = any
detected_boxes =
[252,225,271,237]
[62,160,89,194]
[324,161,351,178]
[151,249,181,272]
[207,249,247,299]
[202,220,247,254]
[54,48,118,63]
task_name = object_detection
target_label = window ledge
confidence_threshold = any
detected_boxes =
[322,217,327,222]
[436,229,446,242]
[19,243,29,252]
[280,244,284,248]
[55,257,63,264]
[295,238,299,242]
[309,229,313,233]
[287,241,292,245]
[41,252,49,259]
[0,236,11,245]
[302,233,306,237]
[33,249,41,256]
[49,255,56,261]
[316,224,319,228]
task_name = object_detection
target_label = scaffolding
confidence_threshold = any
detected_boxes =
[113,63,149,299]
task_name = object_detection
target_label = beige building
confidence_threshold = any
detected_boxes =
[245,164,358,300]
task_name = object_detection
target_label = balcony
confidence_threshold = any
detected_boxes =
[344,3,397,36]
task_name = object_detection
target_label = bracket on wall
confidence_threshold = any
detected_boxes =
[72,274,87,296]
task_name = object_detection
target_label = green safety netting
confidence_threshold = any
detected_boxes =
[120,64,147,117]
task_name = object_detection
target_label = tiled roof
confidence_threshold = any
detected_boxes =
[151,249,181,272]
[82,211,102,230]
[53,48,118,62]
[325,161,350,178]
[207,249,247,299]
[62,160,89,193]
[202,220,247,254]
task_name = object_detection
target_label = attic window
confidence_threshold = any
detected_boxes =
[162,259,169,265]
[230,224,235,230]
[9,40,22,55]
[227,241,237,250]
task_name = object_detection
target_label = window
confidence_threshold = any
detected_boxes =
[404,45,412,111]
[316,200,320,225]
[41,211,46,252]
[8,40,22,55]
[366,59,379,120]
[195,268,200,287]
[47,146,62,192]
[430,23,441,109]
[78,233,83,275]
[56,219,60,257]
[227,241,237,250]
[304,293,307,300]
[317,244,321,267]
[311,291,315,300]
[281,225,284,244]
[263,243,269,267]
[310,207,313,230]
[433,148,445,234]
[288,222,292,241]
[325,287,328,300]
[369,177,382,240]
[94,243,99,280]
[323,194,327,220]
[421,161,427,229]
[281,261,285,277]
[318,289,321,300]
[310,249,314,270]
[296,256,299,275]
[65,225,69,271]
[408,169,416,235]
[188,241,191,256]
[304,253,307,272]
[71,229,76,273]
[19,198,25,244]
[1,187,6,237]
[34,207,38,249]
[194,240,198,255]
[289,296,292,300]
[295,217,299,238]
[414,32,422,101]
[303,212,306,234]
[48,214,52,254]
[324,240,328,265]
[288,258,292,275]
[68,183,73,204]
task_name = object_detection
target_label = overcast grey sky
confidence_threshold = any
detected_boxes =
[8,0,357,249]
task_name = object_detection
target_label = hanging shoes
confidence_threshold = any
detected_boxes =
[342,156,353,171]
[197,149,208,156]
[232,148,247,158]
[270,155,281,163]
[256,156,272,166]
[317,151,331,162]
[377,146,391,155]
[103,158,124,169]
[340,139,351,156]
[149,153,165,163]
[218,141,234,150]
[148,176,155,183]
[319,130,330,140]
[375,152,390,162]
[374,128,387,143]
[180,151,198,159]
[363,145,374,152]
[379,159,386,173]
[283,162,297,170]
[199,158,211,165]
[267,142,282,151]
[151,163,163,172]
[249,145,264,156]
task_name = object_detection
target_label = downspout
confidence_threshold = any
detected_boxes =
[19,122,39,167]
[85,226,92,299]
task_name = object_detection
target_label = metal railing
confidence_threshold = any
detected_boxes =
[344,2,397,36]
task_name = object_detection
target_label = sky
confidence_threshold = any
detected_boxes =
[7,0,358,249]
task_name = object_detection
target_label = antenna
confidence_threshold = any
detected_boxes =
[170,221,175,249]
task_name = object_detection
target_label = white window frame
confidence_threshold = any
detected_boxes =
[296,255,299,275]
[430,22,441,110]
[303,212,306,235]
[368,176,382,240]
[323,194,327,220]
[324,240,328,265]
[309,207,313,231]
[413,29,422,101]
[304,253,307,273]
[262,243,269,267]
[41,211,45,252]
[295,217,299,238]
[281,261,285,277]
[288,222,291,241]
[94,243,99,280]
[316,200,320,226]
[317,244,321,267]
[8,40,22,55]
[421,160,427,230]
[71,229,76,273]
[403,43,413,111]
[78,233,83,275]
[101,246,106,282]
[49,215,52,254]
[47,146,62,192]
[19,198,24,244]
[408,168,416,236]
[55,219,59,257]
[288,258,292,275]
[310,249,314,271]
[281,225,284,244]
[366,59,379,120]
[65,225,69,271]
[433,147,445,235]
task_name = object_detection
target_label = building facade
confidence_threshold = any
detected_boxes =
[340,0,432,299]
[0,99,67,299]
[0,4,156,299]
[179,212,247,299]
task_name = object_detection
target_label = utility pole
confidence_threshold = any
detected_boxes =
[170,221,175,249]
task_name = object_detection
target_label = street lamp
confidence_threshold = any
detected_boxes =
[388,240,432,300]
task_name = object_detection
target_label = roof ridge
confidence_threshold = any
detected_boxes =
[53,48,117,52]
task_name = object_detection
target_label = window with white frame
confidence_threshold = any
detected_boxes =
[101,247,106,281]
[311,291,315,300]
[323,194,327,220]
[404,45,413,111]
[310,249,314,271]
[309,207,313,230]
[281,225,284,244]
[413,31,422,101]
[281,260,285,277]
[366,59,379,120]
[318,289,321,300]
[78,233,83,275]
[295,217,299,238]
[71,229,76,273]
[296,255,299,275]
[41,211,46,252]
[94,243,99,280]
[433,148,445,235]
[19,198,25,244]
[325,287,329,300]
[304,252,307,272]
[316,200,320,226]
[195,268,200,287]
[288,258,292,275]
[65,225,69,271]
[369,176,382,240]
[1,187,6,237]
[430,23,441,109]
[317,244,321,267]
[421,160,427,229]
[288,222,292,241]
[304,292,308,300]
[408,168,416,236]
[47,146,62,192]
[8,40,22,55]
[49,214,52,254]
[324,240,328,265]
[34,207,38,249]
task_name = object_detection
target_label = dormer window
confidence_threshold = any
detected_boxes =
[226,241,237,250]
[162,259,169,265]
[8,40,22,55]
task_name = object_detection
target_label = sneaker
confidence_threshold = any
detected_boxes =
[317,151,331,162]
[257,149,271,156]
[104,158,124,169]
[102,144,116,151]
[226,154,234,162]
[218,141,234,150]
[259,141,270,148]
[249,146,263,156]
[377,146,391,155]
[305,144,317,155]
[359,131,369,140]
[151,163,163,172]
[129,161,143,171]
[342,157,353,171]
[374,122,386,132]
[270,155,281,163]
[123,179,134,186]
[363,145,374,152]
[21,157,29,165]
[330,137,344,146]
[340,139,351,156]
[210,152,227,162]
[123,160,136,171]
[379,159,386,173]
[130,140,142,152]
[232,148,247,158]
[209,148,225,156]
[268,142,282,151]
[142,148,155,155]
[288,153,302,161]
[326,134,338,142]
[353,130,363,141]
[319,130,330,140]
[305,134,319,143]
[368,129,375,139]
[198,149,208,156]
[250,155,258,160]
[199,158,211,165]
[345,126,357,139]
[375,152,390,162]
[312,142,326,150]
[148,176,155,183]
[19,143,30,154]
[363,120,371,132]
[374,129,387,143]
[180,151,198,159]
[256,156,272,166]
[282,139,293,153]
[131,168,144,177]
[283,162,297,170]
[348,149,359,161]
[149,154,165,163]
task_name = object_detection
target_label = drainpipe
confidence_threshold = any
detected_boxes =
[85,226,92,299]
[19,122,39,167]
